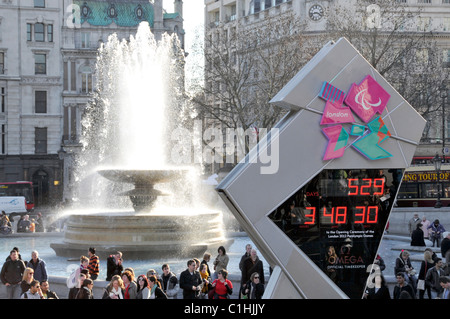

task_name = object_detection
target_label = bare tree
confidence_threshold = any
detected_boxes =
[326,0,449,136]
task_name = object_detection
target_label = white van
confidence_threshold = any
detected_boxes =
[0,196,27,214]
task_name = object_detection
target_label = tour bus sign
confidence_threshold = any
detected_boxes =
[403,171,450,183]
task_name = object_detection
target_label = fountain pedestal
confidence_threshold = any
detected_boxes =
[50,169,232,259]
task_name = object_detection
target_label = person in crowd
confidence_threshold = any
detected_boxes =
[29,218,35,232]
[241,249,265,291]
[136,274,150,299]
[17,215,31,233]
[68,273,86,299]
[20,267,35,295]
[148,275,168,299]
[79,255,89,272]
[425,258,446,299]
[1,249,26,299]
[199,263,211,299]
[394,250,417,291]
[212,246,229,281]
[441,231,450,262]
[374,254,386,273]
[160,263,179,299]
[106,251,123,281]
[242,272,265,299]
[193,258,201,272]
[146,268,160,281]
[393,272,415,299]
[76,278,94,299]
[211,269,233,299]
[420,216,432,240]
[418,250,435,299]
[122,269,137,299]
[363,273,390,300]
[427,219,446,247]
[411,223,426,247]
[0,213,12,234]
[40,280,59,299]
[408,213,421,236]
[34,212,45,232]
[27,250,48,282]
[87,247,99,280]
[179,259,203,299]
[102,274,124,299]
[201,253,212,278]
[239,244,252,273]
[21,279,43,299]
[439,276,450,299]
[425,247,440,263]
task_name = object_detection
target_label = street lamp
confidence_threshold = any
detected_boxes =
[433,153,442,208]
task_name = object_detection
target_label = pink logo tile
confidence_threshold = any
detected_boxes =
[344,75,391,123]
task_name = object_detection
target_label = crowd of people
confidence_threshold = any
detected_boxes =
[0,243,267,300]
[0,211,45,234]
[364,214,450,299]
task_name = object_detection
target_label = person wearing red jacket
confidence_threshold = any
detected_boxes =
[211,269,233,299]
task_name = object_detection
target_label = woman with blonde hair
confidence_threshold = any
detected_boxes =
[20,267,34,295]
[418,250,434,299]
[102,274,125,299]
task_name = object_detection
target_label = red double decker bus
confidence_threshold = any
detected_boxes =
[0,181,35,211]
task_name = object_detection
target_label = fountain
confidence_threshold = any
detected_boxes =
[50,22,232,260]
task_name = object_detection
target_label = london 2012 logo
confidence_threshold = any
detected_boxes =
[319,75,392,161]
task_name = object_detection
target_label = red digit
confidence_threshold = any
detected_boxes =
[354,206,365,223]
[304,207,316,225]
[373,178,385,195]
[366,206,378,223]
[348,179,358,195]
[335,207,347,224]
[360,179,372,195]
[322,207,334,224]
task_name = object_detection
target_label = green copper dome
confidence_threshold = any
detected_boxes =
[74,0,154,27]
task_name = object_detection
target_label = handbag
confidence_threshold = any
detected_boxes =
[417,279,425,290]
[208,286,216,299]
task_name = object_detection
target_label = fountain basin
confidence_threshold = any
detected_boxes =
[50,208,233,259]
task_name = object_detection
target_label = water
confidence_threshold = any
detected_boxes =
[0,234,270,280]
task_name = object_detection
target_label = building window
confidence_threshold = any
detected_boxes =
[47,24,53,42]
[1,87,5,113]
[35,127,47,154]
[34,23,45,42]
[265,0,272,9]
[35,91,47,113]
[80,65,93,93]
[34,53,46,74]
[34,0,45,8]
[0,52,4,74]
[27,24,32,41]
[81,32,90,48]
[254,0,261,13]
[1,124,5,154]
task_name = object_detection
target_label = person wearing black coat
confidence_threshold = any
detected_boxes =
[179,259,203,299]
[411,223,426,247]
[242,272,265,299]
[106,252,123,281]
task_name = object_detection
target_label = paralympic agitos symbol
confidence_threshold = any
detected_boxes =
[319,75,392,161]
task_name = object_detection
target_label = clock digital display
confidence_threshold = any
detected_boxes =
[269,168,403,298]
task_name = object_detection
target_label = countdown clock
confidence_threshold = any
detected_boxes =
[309,4,324,21]
[269,168,402,299]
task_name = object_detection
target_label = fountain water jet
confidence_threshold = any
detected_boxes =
[50,22,231,260]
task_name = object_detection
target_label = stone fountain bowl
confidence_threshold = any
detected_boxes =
[97,168,188,185]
